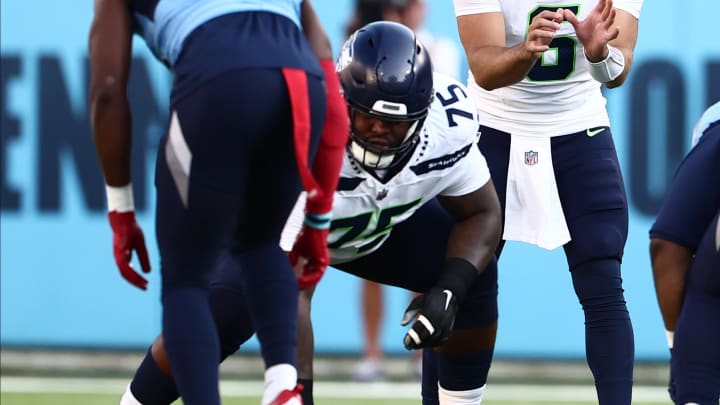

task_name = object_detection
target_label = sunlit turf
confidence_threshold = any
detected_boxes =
[0,392,671,405]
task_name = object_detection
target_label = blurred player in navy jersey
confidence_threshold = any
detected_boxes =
[453,0,643,403]
[650,101,720,405]
[115,21,503,405]
[89,1,347,404]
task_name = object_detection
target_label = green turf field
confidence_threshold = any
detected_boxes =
[0,376,673,405]
[0,393,672,405]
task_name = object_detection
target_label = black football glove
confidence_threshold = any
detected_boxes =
[400,287,459,350]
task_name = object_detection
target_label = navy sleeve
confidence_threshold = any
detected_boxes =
[650,125,720,250]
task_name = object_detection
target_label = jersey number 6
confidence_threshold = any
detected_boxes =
[526,5,580,82]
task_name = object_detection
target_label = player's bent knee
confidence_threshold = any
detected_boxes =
[151,335,173,375]
[453,259,498,331]
[436,323,498,355]
[209,287,255,358]
[435,335,495,391]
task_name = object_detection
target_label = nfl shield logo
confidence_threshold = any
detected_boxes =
[376,189,389,200]
[524,150,538,165]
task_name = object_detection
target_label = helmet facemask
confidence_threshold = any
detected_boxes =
[347,107,425,170]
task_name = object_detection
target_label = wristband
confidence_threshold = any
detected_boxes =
[434,257,479,304]
[304,212,332,230]
[665,329,674,349]
[106,183,135,213]
[586,45,625,83]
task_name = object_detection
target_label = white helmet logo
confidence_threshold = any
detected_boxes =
[371,100,407,116]
[336,38,354,72]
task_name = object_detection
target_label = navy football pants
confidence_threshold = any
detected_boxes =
[155,67,325,404]
[478,125,635,405]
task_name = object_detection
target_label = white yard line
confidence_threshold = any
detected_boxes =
[0,376,671,402]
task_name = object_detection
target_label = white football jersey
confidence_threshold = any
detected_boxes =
[453,0,643,137]
[281,73,491,263]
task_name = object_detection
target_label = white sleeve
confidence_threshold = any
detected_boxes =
[427,38,462,79]
[613,0,643,19]
[279,192,306,252]
[440,144,491,197]
[453,0,502,17]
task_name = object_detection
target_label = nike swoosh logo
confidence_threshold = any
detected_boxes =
[586,127,605,137]
[442,289,453,311]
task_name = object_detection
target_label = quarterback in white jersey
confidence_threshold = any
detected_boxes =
[453,0,642,404]
[454,0,642,136]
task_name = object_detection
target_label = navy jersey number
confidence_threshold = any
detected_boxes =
[435,84,474,127]
[526,5,580,82]
[329,198,423,254]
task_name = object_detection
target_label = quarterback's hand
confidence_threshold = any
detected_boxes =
[563,0,619,61]
[289,218,330,290]
[108,211,151,290]
[525,9,564,56]
[401,288,459,350]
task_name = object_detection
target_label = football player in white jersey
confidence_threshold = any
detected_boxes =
[114,21,503,405]
[342,1,464,382]
[293,21,502,405]
[453,0,642,403]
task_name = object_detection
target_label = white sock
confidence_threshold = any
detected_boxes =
[438,383,486,404]
[262,363,299,405]
[119,383,142,405]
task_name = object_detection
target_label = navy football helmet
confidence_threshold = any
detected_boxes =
[337,21,434,170]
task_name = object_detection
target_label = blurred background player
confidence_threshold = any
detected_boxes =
[89,1,347,404]
[452,0,643,403]
[345,0,461,78]
[114,21,502,405]
[344,0,463,382]
[649,101,720,405]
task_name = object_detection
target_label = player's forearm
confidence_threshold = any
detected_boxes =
[306,60,349,215]
[650,238,692,332]
[88,2,133,187]
[307,136,344,214]
[467,44,539,91]
[603,10,639,89]
[89,89,133,187]
[446,211,501,272]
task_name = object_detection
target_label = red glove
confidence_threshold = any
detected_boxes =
[108,211,151,290]
[289,213,331,290]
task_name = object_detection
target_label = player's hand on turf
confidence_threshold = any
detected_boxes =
[289,214,330,290]
[401,287,459,350]
[108,211,151,290]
